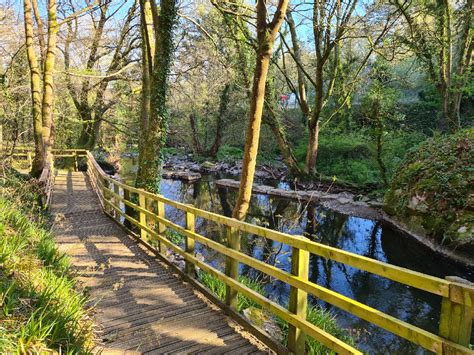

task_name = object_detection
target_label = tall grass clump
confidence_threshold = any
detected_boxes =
[277,305,355,354]
[0,172,94,353]
[197,270,264,312]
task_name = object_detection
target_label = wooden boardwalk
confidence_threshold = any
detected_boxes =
[51,171,268,354]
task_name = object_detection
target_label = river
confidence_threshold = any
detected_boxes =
[118,157,474,354]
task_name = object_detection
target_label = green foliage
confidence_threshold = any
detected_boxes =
[166,229,184,245]
[197,270,264,312]
[294,131,426,187]
[0,196,94,353]
[216,145,244,163]
[384,129,474,248]
[0,173,93,352]
[277,305,355,354]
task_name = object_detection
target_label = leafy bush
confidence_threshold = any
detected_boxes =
[294,131,426,187]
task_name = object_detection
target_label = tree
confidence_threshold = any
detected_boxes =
[41,0,58,153]
[63,0,138,149]
[136,0,177,192]
[392,0,473,132]
[219,0,290,221]
[23,0,44,177]
[280,3,395,175]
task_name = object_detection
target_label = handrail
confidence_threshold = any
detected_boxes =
[82,151,474,354]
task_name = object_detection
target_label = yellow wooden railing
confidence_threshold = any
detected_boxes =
[11,148,474,354]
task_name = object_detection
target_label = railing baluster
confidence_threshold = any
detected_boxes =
[157,199,166,253]
[113,183,120,221]
[73,151,78,171]
[288,241,309,354]
[123,188,131,229]
[225,226,240,310]
[439,276,474,353]
[185,210,195,277]
[139,192,147,239]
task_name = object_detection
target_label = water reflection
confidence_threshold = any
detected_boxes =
[118,161,474,353]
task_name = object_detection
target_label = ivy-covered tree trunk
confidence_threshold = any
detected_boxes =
[232,0,289,221]
[136,0,177,193]
[24,0,44,177]
[41,0,58,153]
[209,84,231,158]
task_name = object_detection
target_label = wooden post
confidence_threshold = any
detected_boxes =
[138,192,147,239]
[439,276,474,352]
[185,209,195,277]
[156,198,166,253]
[73,152,78,171]
[113,183,120,221]
[225,226,240,309]
[288,242,309,354]
[123,188,131,229]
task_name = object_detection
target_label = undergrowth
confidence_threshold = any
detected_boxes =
[0,171,94,353]
[294,130,426,187]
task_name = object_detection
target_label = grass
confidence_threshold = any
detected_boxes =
[197,270,355,354]
[0,171,94,353]
[197,270,264,312]
[277,306,356,354]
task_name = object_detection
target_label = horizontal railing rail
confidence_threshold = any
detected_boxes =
[82,151,474,354]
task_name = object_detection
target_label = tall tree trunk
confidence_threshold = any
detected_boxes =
[189,113,203,153]
[304,120,320,175]
[41,0,58,153]
[24,0,44,177]
[232,0,289,220]
[209,84,231,158]
[136,0,177,193]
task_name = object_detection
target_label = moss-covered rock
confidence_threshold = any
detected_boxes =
[384,129,473,255]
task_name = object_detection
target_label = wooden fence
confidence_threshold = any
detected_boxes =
[12,148,474,354]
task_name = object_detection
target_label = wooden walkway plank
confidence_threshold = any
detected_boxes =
[51,171,269,354]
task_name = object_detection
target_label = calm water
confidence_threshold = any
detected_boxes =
[119,158,474,354]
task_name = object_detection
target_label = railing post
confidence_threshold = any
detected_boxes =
[156,198,166,253]
[225,226,240,309]
[113,183,120,221]
[439,276,474,353]
[288,240,309,354]
[123,188,131,229]
[73,152,78,171]
[185,209,195,277]
[138,192,147,239]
